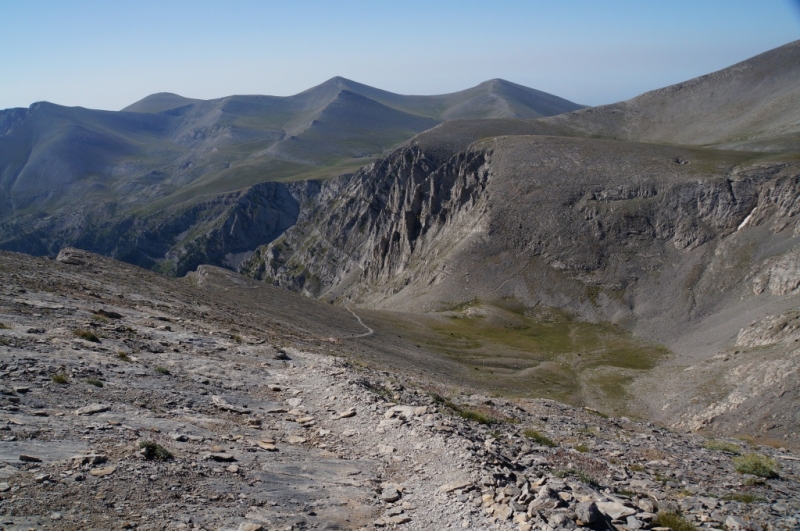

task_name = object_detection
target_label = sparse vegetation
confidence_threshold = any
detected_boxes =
[574,443,590,453]
[523,428,556,447]
[584,407,609,418]
[94,309,122,319]
[73,329,100,342]
[453,407,494,425]
[704,440,742,454]
[51,373,70,384]
[232,333,243,343]
[722,492,764,503]
[138,440,173,461]
[117,351,132,362]
[0,322,9,329]
[154,366,171,376]
[554,468,600,489]
[629,463,645,472]
[428,393,499,425]
[733,453,780,479]
[85,378,103,387]
[652,511,697,531]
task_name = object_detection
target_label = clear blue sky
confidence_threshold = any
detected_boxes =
[1,0,798,110]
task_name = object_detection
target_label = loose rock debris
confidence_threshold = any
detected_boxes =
[0,250,797,530]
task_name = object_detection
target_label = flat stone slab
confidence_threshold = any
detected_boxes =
[0,441,90,464]
[75,403,111,415]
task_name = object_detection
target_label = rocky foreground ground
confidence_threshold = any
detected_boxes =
[0,249,798,530]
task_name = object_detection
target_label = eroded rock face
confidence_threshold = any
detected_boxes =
[242,137,800,323]
[737,310,800,348]
[753,246,800,296]
[242,146,491,298]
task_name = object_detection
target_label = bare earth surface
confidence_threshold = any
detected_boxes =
[0,249,798,530]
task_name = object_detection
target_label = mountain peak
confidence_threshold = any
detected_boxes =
[122,92,201,113]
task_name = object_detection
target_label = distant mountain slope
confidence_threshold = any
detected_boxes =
[0,78,581,273]
[546,39,800,151]
[121,92,202,113]
[124,76,585,123]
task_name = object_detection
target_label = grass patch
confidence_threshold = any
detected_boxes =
[85,378,103,387]
[454,408,494,424]
[138,441,173,461]
[51,373,70,384]
[523,429,557,447]
[733,453,780,479]
[722,492,764,503]
[91,314,110,324]
[629,464,646,472]
[430,393,499,425]
[379,301,668,409]
[73,329,100,343]
[0,322,9,329]
[232,334,243,343]
[574,443,590,453]
[704,440,742,454]
[652,511,697,531]
[584,407,609,418]
[154,366,171,376]
[117,351,132,362]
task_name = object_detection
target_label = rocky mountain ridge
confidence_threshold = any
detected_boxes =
[0,79,581,274]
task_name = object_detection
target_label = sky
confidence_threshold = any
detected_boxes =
[1,0,798,111]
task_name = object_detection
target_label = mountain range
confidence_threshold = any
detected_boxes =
[0,77,582,274]
[2,40,800,445]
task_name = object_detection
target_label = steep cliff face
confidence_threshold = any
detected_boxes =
[244,137,800,323]
[241,146,492,298]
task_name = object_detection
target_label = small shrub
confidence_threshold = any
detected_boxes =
[138,440,173,461]
[652,511,697,531]
[574,443,590,453]
[733,453,780,479]
[629,463,646,472]
[455,408,494,425]
[154,366,171,376]
[554,468,600,489]
[704,440,742,455]
[0,322,9,329]
[523,428,557,447]
[722,492,764,503]
[73,329,100,343]
[91,314,110,324]
[584,407,609,418]
[116,351,132,362]
[232,334,243,343]
[85,378,103,387]
[52,373,70,384]
[94,309,122,319]
[433,394,498,425]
